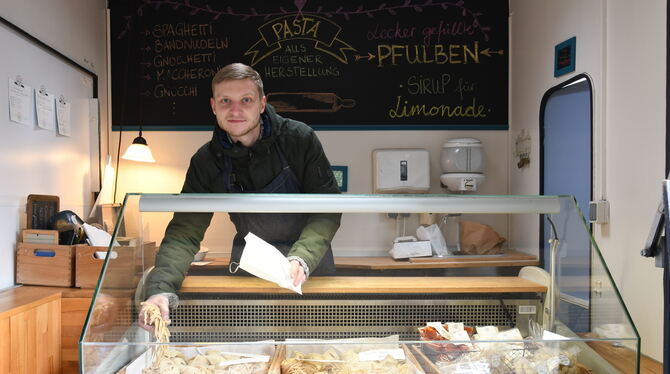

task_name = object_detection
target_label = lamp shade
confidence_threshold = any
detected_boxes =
[121,136,156,163]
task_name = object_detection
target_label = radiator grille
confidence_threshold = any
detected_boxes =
[167,298,540,342]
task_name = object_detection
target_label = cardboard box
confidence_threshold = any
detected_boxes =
[16,243,75,287]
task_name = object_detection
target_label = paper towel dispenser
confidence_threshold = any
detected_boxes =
[372,149,430,193]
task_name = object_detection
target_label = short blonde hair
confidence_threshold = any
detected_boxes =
[211,63,264,98]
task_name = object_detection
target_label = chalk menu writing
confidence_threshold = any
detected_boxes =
[110,0,508,130]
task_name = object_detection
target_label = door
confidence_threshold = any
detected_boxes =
[540,74,593,331]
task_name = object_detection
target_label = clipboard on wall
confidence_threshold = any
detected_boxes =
[27,194,59,229]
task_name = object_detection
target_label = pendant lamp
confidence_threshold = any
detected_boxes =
[121,129,155,163]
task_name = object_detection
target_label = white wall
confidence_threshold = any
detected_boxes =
[510,0,665,361]
[508,0,605,253]
[0,0,110,157]
[113,130,509,256]
[603,0,666,362]
[0,0,108,290]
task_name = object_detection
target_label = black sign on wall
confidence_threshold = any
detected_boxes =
[110,0,508,131]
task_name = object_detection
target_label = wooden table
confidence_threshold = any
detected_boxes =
[180,275,547,294]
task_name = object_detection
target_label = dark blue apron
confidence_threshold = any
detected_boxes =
[224,144,335,275]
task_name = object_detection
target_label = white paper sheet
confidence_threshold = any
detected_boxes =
[240,232,302,294]
[542,330,569,341]
[358,348,405,361]
[35,88,55,130]
[191,261,213,266]
[8,78,32,125]
[83,222,115,247]
[56,98,71,136]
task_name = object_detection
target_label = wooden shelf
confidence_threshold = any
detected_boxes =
[199,250,538,271]
[337,250,538,269]
[180,275,547,294]
[579,333,662,374]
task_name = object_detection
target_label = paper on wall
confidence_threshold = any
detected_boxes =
[35,87,55,130]
[240,232,302,294]
[8,77,32,125]
[56,98,71,136]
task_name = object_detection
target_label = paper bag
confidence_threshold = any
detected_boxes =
[239,232,302,294]
[459,221,506,255]
[416,224,449,256]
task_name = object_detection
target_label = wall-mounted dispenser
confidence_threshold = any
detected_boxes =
[440,138,486,192]
[373,149,430,193]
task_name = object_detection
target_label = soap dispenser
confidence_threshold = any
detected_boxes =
[440,137,486,192]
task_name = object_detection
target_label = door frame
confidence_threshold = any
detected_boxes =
[538,73,594,330]
[538,73,594,267]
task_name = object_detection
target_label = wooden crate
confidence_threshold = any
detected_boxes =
[74,245,108,288]
[16,243,75,287]
[21,229,59,244]
[75,242,157,288]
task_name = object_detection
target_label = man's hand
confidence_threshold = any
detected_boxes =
[289,260,306,287]
[138,294,171,332]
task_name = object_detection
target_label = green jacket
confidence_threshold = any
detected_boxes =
[145,104,341,297]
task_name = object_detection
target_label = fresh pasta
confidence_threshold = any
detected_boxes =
[141,349,270,374]
[281,348,409,374]
[141,302,171,363]
[139,305,269,374]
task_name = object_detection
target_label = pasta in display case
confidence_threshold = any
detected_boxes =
[80,194,640,373]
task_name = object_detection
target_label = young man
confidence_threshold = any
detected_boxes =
[139,63,341,330]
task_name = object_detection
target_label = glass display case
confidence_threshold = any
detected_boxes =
[80,194,639,373]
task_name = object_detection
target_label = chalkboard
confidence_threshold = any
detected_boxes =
[110,0,508,130]
[26,194,59,230]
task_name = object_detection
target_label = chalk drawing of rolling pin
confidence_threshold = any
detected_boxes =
[267,92,356,112]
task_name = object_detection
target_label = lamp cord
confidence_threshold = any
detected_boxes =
[113,126,121,204]
[112,20,134,205]
[546,215,560,331]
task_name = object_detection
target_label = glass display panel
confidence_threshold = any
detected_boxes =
[80,194,639,373]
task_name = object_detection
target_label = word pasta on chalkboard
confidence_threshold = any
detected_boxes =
[110,0,508,130]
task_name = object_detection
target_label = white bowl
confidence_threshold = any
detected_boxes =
[193,247,209,261]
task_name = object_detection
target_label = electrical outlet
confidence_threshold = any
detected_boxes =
[387,213,410,218]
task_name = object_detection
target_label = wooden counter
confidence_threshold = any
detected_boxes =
[180,275,547,294]
[0,286,73,373]
[2,285,662,374]
[0,285,92,318]
[200,250,538,270]
[0,286,95,374]
[0,286,63,319]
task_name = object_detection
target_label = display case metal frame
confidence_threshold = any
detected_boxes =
[79,193,640,374]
